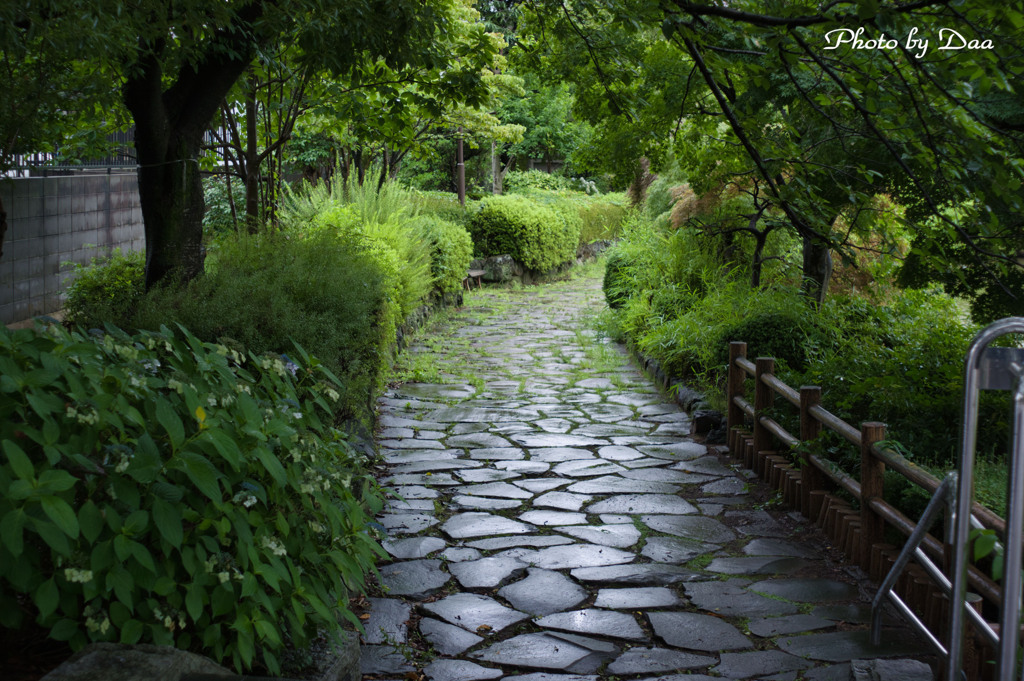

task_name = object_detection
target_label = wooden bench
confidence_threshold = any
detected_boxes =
[464,269,485,290]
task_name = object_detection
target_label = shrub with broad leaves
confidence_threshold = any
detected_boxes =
[0,323,385,673]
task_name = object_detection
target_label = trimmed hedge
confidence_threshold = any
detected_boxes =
[469,194,580,273]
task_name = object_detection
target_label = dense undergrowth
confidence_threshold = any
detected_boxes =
[601,169,1014,518]
[8,174,625,674]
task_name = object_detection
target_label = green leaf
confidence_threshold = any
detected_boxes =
[114,534,132,562]
[200,429,242,470]
[34,579,59,619]
[121,619,144,644]
[129,435,162,483]
[0,510,26,556]
[124,510,148,535]
[131,542,157,574]
[107,567,134,609]
[3,440,35,482]
[49,619,79,641]
[186,584,204,621]
[155,397,185,449]
[253,446,286,486]
[38,470,77,493]
[78,501,104,544]
[41,496,79,539]
[153,498,183,548]
[179,453,222,501]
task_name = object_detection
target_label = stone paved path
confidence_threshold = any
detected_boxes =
[361,269,933,681]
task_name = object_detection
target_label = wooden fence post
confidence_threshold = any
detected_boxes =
[753,357,775,478]
[727,342,747,454]
[799,386,823,516]
[860,421,887,572]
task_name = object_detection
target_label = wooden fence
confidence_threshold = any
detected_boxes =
[726,341,1003,678]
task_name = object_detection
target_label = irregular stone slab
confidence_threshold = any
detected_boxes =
[466,535,575,551]
[725,509,791,537]
[505,671,598,675]
[391,485,439,499]
[377,513,440,535]
[640,443,707,460]
[575,377,616,389]
[443,512,534,539]
[442,547,483,562]
[424,659,503,681]
[573,423,648,438]
[363,598,411,644]
[528,544,635,570]
[643,515,736,544]
[546,631,620,654]
[748,578,858,602]
[391,459,483,474]
[619,468,716,484]
[850,658,934,681]
[448,432,514,449]
[499,568,588,616]
[587,494,698,515]
[450,556,528,588]
[419,617,484,655]
[382,536,447,559]
[568,476,681,495]
[700,477,747,495]
[641,536,718,564]
[685,581,799,617]
[536,609,646,641]
[415,430,447,440]
[520,510,588,526]
[379,559,450,599]
[380,414,448,431]
[711,650,813,678]
[469,447,527,460]
[511,433,608,448]
[422,593,529,634]
[580,404,634,421]
[776,630,929,662]
[530,448,595,462]
[610,436,678,446]
[534,491,592,511]
[571,563,702,586]
[621,457,680,469]
[706,556,811,576]
[360,644,415,675]
[462,482,534,499]
[594,587,681,609]
[516,479,570,493]
[534,418,575,434]
[386,499,436,512]
[457,468,522,483]
[607,647,716,675]
[470,633,592,671]
[380,438,446,450]
[383,448,461,464]
[398,383,476,400]
[452,495,523,511]
[553,459,627,477]
[597,445,645,461]
[743,538,820,558]
[672,456,733,476]
[496,460,550,473]
[748,614,835,637]
[384,473,460,486]
[804,664,852,681]
[648,611,752,651]
[812,604,878,624]
[556,524,641,549]
[429,407,525,423]
[606,392,660,407]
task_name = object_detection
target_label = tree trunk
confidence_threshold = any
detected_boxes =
[491,142,501,194]
[0,192,7,263]
[244,77,260,233]
[801,235,833,305]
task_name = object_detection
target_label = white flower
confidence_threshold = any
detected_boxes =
[64,568,94,583]
[217,572,230,584]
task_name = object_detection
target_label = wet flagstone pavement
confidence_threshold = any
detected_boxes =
[362,269,933,681]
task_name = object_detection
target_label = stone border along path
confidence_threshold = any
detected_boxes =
[361,268,935,681]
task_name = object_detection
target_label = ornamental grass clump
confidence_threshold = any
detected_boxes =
[0,323,386,673]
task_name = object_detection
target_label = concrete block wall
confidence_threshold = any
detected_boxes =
[0,173,145,325]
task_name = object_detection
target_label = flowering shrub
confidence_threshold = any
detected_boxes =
[0,323,385,673]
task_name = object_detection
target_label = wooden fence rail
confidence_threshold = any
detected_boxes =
[726,341,1004,675]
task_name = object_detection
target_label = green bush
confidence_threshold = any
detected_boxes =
[134,231,397,423]
[416,216,474,294]
[469,194,580,273]
[0,323,385,673]
[713,310,826,371]
[580,194,628,244]
[202,177,237,236]
[504,169,572,192]
[410,190,475,227]
[603,250,631,309]
[64,249,145,330]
